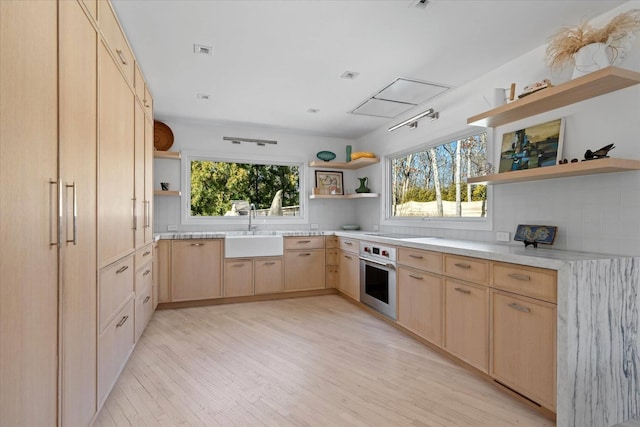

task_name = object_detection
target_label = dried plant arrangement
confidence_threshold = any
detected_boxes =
[546,9,640,71]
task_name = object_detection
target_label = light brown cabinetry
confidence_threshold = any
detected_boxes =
[443,254,489,285]
[98,40,135,267]
[157,239,172,303]
[325,236,339,288]
[224,259,254,297]
[97,0,134,84]
[397,266,443,346]
[0,2,59,424]
[254,258,283,294]
[99,255,135,331]
[152,242,160,309]
[134,251,154,342]
[338,249,360,300]
[444,279,489,372]
[284,237,326,291]
[490,262,557,410]
[171,240,223,301]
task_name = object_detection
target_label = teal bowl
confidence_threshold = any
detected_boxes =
[316,151,336,162]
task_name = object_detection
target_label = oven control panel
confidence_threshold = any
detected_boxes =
[359,241,396,262]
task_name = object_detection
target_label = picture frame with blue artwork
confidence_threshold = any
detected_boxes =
[514,224,557,248]
[498,118,564,173]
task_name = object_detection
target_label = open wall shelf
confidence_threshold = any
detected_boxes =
[467,67,640,127]
[153,151,181,159]
[309,157,380,170]
[309,193,379,200]
[154,190,181,196]
[467,158,640,185]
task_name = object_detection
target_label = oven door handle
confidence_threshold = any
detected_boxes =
[360,257,396,270]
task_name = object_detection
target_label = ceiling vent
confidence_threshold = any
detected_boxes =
[193,44,213,55]
[351,77,450,118]
[197,93,211,100]
[341,71,360,80]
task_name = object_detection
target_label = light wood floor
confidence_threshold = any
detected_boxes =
[94,295,554,426]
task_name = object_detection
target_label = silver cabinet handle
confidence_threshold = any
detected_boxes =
[143,296,150,304]
[508,302,531,313]
[232,263,246,267]
[116,315,129,328]
[143,269,151,277]
[297,240,311,244]
[116,265,129,274]
[508,273,531,281]
[190,243,205,247]
[299,253,311,257]
[454,287,471,294]
[132,198,137,230]
[344,255,352,260]
[143,200,150,228]
[116,48,128,65]
[454,262,471,269]
[50,179,61,247]
[345,241,353,245]
[143,250,151,257]
[409,274,423,280]
[65,182,77,245]
[409,254,423,259]
[263,262,276,265]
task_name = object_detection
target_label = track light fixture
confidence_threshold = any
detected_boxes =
[223,136,277,146]
[388,108,439,132]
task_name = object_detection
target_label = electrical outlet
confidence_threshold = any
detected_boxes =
[373,224,380,231]
[167,225,178,231]
[310,223,319,230]
[496,231,510,242]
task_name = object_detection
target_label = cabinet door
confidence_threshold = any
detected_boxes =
[59,1,99,424]
[397,267,443,346]
[444,279,489,372]
[224,259,254,297]
[255,258,283,294]
[325,266,338,289]
[338,250,359,300]
[143,115,154,244]
[134,101,145,248]
[98,41,134,267]
[171,240,222,301]
[0,1,59,424]
[157,240,171,303]
[284,249,325,291]
[490,290,556,410]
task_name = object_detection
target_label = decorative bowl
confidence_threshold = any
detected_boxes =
[341,224,360,230]
[316,151,336,162]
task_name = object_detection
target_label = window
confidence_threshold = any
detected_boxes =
[389,131,488,219]
[187,157,301,220]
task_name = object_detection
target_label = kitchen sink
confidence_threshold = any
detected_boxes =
[224,234,283,258]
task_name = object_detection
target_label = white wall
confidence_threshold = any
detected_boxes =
[354,2,640,256]
[153,118,360,232]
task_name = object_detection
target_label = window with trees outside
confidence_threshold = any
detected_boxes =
[188,159,301,219]
[390,131,488,218]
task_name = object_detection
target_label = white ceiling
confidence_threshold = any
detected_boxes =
[112,0,626,139]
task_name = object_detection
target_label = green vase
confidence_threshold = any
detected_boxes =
[346,145,352,162]
[355,177,370,193]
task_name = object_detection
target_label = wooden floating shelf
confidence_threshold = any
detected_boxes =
[309,157,380,170]
[153,151,181,159]
[467,67,640,127]
[154,190,181,196]
[467,158,640,185]
[309,193,379,199]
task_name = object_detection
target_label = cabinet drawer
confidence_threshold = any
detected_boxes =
[398,247,442,274]
[255,258,283,295]
[135,259,153,293]
[325,235,338,248]
[338,237,358,253]
[135,243,153,269]
[284,236,324,250]
[326,248,339,265]
[491,262,557,303]
[284,249,325,291]
[443,254,489,285]
[99,255,134,331]
[98,298,134,405]
[134,282,153,342]
[98,1,134,84]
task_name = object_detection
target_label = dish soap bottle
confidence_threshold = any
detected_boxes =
[355,177,370,193]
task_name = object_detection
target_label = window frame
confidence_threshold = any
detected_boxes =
[382,127,494,231]
[181,151,307,226]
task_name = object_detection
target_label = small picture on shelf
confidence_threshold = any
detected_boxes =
[315,170,343,195]
[498,118,564,173]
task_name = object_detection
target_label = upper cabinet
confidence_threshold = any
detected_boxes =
[98,0,134,85]
[467,67,640,127]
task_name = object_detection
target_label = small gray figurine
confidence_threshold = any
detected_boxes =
[584,143,615,160]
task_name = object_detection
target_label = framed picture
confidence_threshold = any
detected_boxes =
[315,170,343,195]
[498,118,564,173]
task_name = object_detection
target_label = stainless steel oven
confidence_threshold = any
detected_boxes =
[359,241,396,320]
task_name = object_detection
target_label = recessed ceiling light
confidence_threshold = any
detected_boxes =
[307,108,320,113]
[341,71,360,80]
[197,93,211,100]
[193,44,213,55]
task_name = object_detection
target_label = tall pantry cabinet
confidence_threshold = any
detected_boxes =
[0,1,154,425]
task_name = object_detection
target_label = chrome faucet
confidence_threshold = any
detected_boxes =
[248,203,256,231]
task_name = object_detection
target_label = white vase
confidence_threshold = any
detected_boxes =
[571,43,613,79]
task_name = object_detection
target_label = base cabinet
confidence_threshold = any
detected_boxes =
[338,250,359,300]
[444,279,489,372]
[171,240,223,301]
[397,266,443,346]
[284,237,326,291]
[490,290,556,410]
[224,259,254,297]
[254,258,283,294]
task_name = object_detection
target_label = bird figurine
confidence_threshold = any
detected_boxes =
[584,143,615,160]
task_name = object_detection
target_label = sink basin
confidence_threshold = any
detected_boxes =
[224,234,283,258]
